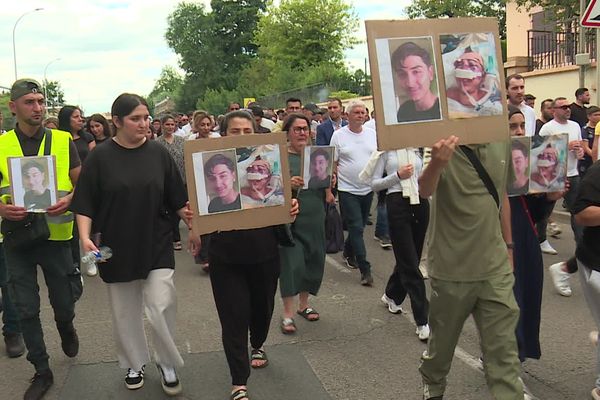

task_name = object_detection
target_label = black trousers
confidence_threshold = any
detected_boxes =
[385,193,429,326]
[209,257,280,385]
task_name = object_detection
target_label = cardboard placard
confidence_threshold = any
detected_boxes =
[366,17,508,150]
[8,155,58,212]
[508,134,568,196]
[184,133,293,235]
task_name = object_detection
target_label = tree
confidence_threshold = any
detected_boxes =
[42,80,65,109]
[406,0,507,39]
[148,66,184,105]
[196,88,240,115]
[512,0,580,29]
[254,0,359,69]
[0,91,12,130]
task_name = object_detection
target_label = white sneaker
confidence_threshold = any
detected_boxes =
[592,387,600,400]
[590,331,599,346]
[416,324,430,341]
[157,364,182,396]
[540,240,558,255]
[547,222,562,237]
[86,262,98,277]
[380,294,403,314]
[549,262,572,296]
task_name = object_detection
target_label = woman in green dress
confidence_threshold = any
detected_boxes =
[279,114,335,334]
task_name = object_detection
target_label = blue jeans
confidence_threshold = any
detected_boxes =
[0,243,20,336]
[339,191,373,274]
[375,191,389,238]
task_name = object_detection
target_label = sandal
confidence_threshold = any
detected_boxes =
[173,241,183,251]
[231,388,249,400]
[250,348,268,369]
[297,307,320,321]
[280,317,296,334]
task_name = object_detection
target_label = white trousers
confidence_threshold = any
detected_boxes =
[106,268,184,371]
[577,259,600,388]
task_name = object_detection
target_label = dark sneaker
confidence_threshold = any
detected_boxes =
[360,271,373,286]
[374,234,392,249]
[342,251,358,269]
[125,366,145,390]
[4,332,25,358]
[24,370,53,400]
[57,323,79,358]
[157,364,182,396]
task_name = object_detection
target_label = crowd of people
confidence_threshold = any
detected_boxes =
[0,72,600,400]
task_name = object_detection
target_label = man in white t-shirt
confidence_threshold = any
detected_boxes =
[539,97,585,297]
[506,74,536,137]
[330,100,378,286]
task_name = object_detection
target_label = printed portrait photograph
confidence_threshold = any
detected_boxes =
[508,136,531,197]
[9,155,57,212]
[236,145,285,210]
[375,36,442,126]
[193,148,241,215]
[302,146,334,190]
[529,133,568,194]
[440,32,503,119]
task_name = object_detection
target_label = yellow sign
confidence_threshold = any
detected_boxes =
[243,98,256,108]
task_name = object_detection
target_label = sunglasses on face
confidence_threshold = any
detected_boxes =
[554,105,569,110]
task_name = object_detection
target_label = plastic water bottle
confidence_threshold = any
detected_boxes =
[81,246,113,264]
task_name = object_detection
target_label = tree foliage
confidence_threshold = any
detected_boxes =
[148,66,183,103]
[406,0,507,39]
[512,0,580,28]
[42,80,65,109]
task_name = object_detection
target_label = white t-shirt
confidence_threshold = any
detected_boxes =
[363,118,376,130]
[330,125,378,195]
[260,118,276,131]
[539,119,582,177]
[518,102,536,137]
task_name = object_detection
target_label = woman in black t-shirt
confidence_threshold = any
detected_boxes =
[86,113,112,145]
[58,106,96,163]
[72,93,195,396]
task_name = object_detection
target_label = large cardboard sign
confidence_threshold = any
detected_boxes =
[184,132,293,235]
[508,134,568,197]
[366,18,508,150]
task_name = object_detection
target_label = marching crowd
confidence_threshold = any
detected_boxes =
[0,72,600,400]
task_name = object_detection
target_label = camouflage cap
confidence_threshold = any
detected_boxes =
[10,78,42,101]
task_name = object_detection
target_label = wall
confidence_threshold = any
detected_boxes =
[506,2,542,58]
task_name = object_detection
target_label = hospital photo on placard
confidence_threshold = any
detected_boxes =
[375,36,442,125]
[440,32,503,119]
[236,145,285,209]
[8,155,57,212]
[302,146,334,190]
[508,136,531,197]
[193,148,241,215]
[529,134,568,194]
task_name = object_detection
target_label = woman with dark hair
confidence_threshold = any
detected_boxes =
[86,113,112,145]
[279,114,334,334]
[205,110,298,400]
[58,105,95,163]
[71,93,195,396]
[156,114,187,251]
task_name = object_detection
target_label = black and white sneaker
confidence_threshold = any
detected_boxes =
[125,366,144,390]
[157,364,182,396]
[374,234,392,249]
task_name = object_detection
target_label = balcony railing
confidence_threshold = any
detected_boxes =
[527,29,597,71]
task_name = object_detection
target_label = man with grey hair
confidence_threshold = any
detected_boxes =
[330,100,378,285]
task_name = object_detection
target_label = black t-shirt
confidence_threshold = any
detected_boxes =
[535,119,546,135]
[579,125,595,176]
[73,131,95,164]
[573,161,600,271]
[208,194,241,213]
[397,98,441,123]
[71,139,188,283]
[570,103,588,127]
[24,189,51,210]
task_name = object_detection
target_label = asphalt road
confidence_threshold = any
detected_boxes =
[0,211,596,400]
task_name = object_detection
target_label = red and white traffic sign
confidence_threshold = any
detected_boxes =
[582,0,600,27]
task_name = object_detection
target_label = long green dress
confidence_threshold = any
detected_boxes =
[279,152,326,297]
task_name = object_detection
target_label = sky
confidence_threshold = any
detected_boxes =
[0,0,410,113]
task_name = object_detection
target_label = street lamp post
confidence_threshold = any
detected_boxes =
[13,8,44,81]
[44,58,61,108]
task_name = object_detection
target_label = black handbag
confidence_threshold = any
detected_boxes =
[1,130,52,250]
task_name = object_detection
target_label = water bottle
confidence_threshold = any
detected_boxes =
[81,246,113,264]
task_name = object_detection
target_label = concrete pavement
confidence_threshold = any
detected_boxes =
[0,214,596,400]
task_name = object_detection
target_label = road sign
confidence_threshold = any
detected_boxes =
[582,0,600,27]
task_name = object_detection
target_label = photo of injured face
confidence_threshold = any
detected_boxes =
[440,32,503,119]
[529,134,568,194]
[236,145,285,209]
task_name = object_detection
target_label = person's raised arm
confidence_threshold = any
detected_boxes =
[418,136,458,198]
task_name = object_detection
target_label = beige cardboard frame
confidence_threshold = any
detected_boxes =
[184,133,293,235]
[366,17,509,150]
[8,155,58,212]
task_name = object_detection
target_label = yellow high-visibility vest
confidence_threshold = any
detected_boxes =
[0,129,74,241]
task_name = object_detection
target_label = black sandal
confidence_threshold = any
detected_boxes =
[297,307,320,321]
[250,348,268,369]
[231,388,249,400]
